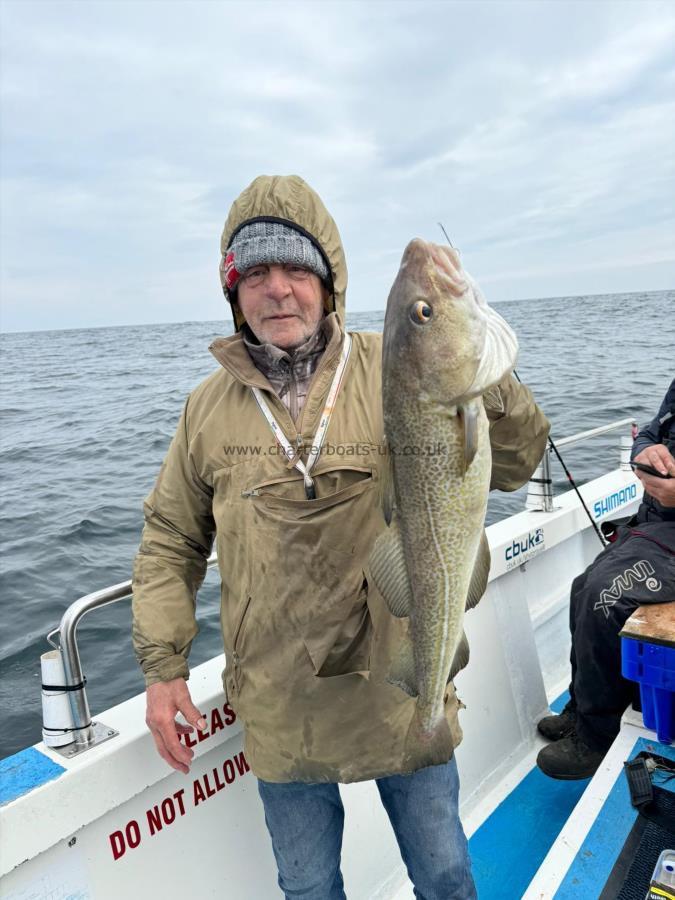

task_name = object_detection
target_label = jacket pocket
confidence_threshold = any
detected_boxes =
[244,466,376,560]
[245,466,374,514]
[302,573,372,679]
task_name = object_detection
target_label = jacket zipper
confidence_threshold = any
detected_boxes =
[231,596,251,691]
[289,378,299,423]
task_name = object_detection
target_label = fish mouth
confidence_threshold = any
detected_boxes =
[404,239,467,297]
[429,244,458,277]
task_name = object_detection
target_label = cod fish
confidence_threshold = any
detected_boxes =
[370,239,518,766]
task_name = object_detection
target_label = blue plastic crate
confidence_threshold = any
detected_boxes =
[622,637,675,743]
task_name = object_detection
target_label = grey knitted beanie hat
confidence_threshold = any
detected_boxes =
[222,220,330,292]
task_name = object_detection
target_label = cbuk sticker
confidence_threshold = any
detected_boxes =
[593,483,637,519]
[505,528,545,570]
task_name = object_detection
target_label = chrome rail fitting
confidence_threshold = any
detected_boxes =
[45,553,219,756]
[525,417,637,513]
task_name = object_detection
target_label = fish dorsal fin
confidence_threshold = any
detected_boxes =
[369,517,413,618]
[464,275,519,395]
[448,631,470,682]
[460,401,480,469]
[466,531,491,611]
[387,631,418,697]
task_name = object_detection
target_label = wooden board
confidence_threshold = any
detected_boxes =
[620,602,675,647]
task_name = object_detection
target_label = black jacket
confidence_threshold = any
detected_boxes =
[632,377,675,522]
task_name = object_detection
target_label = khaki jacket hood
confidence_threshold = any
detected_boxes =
[220,175,347,332]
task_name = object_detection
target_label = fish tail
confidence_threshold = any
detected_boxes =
[402,706,454,772]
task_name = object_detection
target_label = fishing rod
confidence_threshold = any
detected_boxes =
[437,223,607,548]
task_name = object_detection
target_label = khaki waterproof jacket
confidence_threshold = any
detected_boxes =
[132,176,550,783]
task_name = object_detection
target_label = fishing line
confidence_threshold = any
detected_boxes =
[436,222,606,547]
[437,223,455,248]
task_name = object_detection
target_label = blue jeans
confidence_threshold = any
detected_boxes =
[257,757,476,900]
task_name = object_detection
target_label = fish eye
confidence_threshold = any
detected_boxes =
[410,301,432,324]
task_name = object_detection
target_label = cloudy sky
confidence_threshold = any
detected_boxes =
[1,0,674,332]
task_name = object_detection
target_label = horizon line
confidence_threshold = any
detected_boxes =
[1,286,672,337]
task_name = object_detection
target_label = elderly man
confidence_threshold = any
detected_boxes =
[537,378,675,779]
[132,175,549,899]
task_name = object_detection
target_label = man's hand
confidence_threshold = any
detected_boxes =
[146,678,207,774]
[634,445,675,508]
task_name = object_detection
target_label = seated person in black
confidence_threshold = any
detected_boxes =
[537,377,675,779]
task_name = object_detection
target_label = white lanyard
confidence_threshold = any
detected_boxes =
[251,333,352,499]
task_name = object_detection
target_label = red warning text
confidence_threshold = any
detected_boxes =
[108,750,249,860]
[178,702,237,748]
[146,788,187,836]
[193,750,250,806]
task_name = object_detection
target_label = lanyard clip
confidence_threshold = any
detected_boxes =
[304,475,316,500]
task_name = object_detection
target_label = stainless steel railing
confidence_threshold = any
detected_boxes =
[525,417,637,513]
[46,553,218,752]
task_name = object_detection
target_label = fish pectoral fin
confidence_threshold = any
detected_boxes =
[369,517,413,618]
[387,635,418,698]
[466,531,491,611]
[459,401,480,469]
[448,631,470,682]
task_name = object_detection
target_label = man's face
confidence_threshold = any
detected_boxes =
[237,264,326,350]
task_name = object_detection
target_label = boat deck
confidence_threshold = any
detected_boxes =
[469,692,590,899]
[391,691,675,900]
